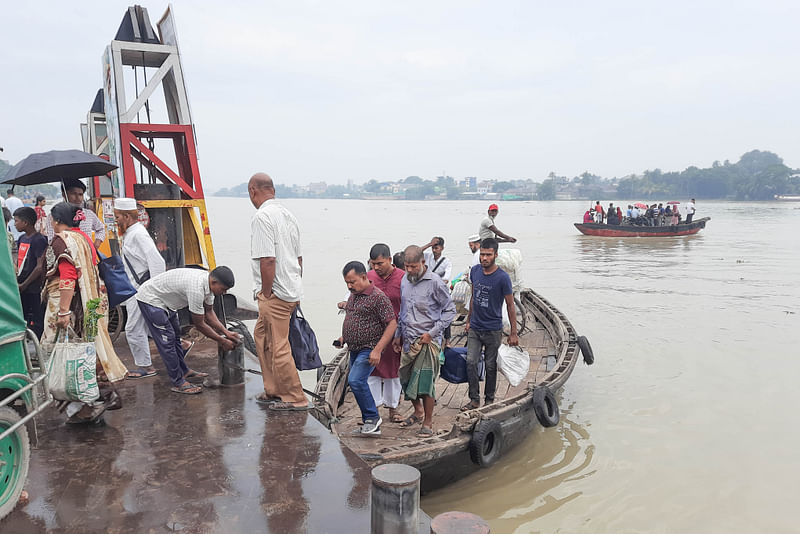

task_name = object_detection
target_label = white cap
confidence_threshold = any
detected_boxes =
[114,197,137,211]
[467,234,480,242]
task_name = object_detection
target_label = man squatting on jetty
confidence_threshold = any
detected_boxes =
[248,173,310,411]
[338,261,397,435]
[136,267,240,394]
[393,245,456,435]
[461,237,518,411]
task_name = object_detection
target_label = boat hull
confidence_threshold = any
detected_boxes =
[574,217,710,237]
[312,289,581,492]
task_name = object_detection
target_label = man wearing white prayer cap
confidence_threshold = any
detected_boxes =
[467,234,481,269]
[114,198,166,379]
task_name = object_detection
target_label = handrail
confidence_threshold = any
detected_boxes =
[0,397,53,442]
[0,373,48,408]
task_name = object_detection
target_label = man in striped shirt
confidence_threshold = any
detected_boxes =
[248,173,309,411]
[45,178,106,249]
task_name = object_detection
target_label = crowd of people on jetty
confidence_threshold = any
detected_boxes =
[252,176,519,437]
[7,174,521,438]
[583,198,697,226]
[7,179,239,422]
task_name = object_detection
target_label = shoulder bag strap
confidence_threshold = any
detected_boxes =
[433,256,446,274]
[123,254,143,286]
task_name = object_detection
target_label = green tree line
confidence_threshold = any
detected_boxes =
[538,150,799,201]
[212,150,799,201]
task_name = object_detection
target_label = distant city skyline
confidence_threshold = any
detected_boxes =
[2,1,799,190]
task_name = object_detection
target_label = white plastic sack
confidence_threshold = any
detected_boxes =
[497,344,530,387]
[496,249,524,293]
[451,280,470,304]
[47,331,100,403]
[451,280,471,314]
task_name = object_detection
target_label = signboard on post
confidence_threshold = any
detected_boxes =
[102,45,123,197]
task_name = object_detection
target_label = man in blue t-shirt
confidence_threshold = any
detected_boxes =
[14,207,48,337]
[461,237,519,411]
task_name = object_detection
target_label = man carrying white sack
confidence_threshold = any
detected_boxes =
[114,197,166,379]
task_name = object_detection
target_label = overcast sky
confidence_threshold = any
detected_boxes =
[2,1,799,190]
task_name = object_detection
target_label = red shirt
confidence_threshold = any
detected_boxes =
[367,267,404,378]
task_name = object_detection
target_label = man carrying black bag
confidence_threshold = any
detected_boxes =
[248,172,310,411]
[114,197,166,379]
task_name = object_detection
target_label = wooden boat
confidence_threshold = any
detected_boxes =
[574,217,710,237]
[312,288,592,492]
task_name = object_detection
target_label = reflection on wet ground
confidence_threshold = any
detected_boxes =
[5,339,374,533]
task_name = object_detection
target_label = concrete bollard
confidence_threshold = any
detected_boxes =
[370,463,420,534]
[430,511,490,534]
[218,344,245,386]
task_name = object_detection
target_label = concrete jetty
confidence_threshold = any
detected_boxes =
[4,338,392,533]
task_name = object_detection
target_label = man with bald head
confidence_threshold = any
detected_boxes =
[392,244,456,435]
[248,173,309,410]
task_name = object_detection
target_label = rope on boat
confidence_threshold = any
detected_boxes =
[219,359,339,424]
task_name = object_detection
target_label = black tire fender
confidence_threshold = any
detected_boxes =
[227,319,257,356]
[469,418,503,467]
[533,387,560,427]
[577,335,594,365]
[0,406,31,519]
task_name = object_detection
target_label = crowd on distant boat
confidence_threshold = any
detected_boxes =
[583,199,696,226]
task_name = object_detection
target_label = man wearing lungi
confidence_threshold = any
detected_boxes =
[393,245,456,436]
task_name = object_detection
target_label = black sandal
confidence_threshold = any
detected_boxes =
[460,401,479,412]
[171,382,202,395]
[399,414,422,427]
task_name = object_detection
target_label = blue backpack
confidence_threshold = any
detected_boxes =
[289,305,322,370]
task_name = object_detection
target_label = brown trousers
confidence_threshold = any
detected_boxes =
[254,292,305,403]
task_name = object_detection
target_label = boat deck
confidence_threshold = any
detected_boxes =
[334,313,556,456]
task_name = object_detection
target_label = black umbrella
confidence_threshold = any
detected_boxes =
[1,149,117,186]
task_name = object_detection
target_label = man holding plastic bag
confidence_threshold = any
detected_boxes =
[461,237,518,412]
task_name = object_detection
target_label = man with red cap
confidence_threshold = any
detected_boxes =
[478,203,517,243]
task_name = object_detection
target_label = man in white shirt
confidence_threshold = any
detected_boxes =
[137,267,239,394]
[478,203,517,243]
[114,197,166,379]
[421,236,452,285]
[685,199,696,223]
[5,188,24,240]
[468,234,481,268]
[248,172,309,410]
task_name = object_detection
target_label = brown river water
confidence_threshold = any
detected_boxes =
[207,198,800,533]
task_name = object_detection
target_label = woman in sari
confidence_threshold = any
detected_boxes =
[42,202,127,423]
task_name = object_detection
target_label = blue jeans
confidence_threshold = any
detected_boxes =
[349,348,379,422]
[138,301,188,387]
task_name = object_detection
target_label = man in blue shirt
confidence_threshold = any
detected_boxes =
[461,238,518,411]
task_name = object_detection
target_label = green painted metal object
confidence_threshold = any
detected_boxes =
[0,232,29,393]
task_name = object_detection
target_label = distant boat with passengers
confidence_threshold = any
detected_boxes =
[575,201,710,237]
[574,217,710,237]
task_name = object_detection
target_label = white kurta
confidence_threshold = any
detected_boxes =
[121,222,166,368]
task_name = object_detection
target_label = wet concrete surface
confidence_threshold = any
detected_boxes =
[3,337,377,533]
